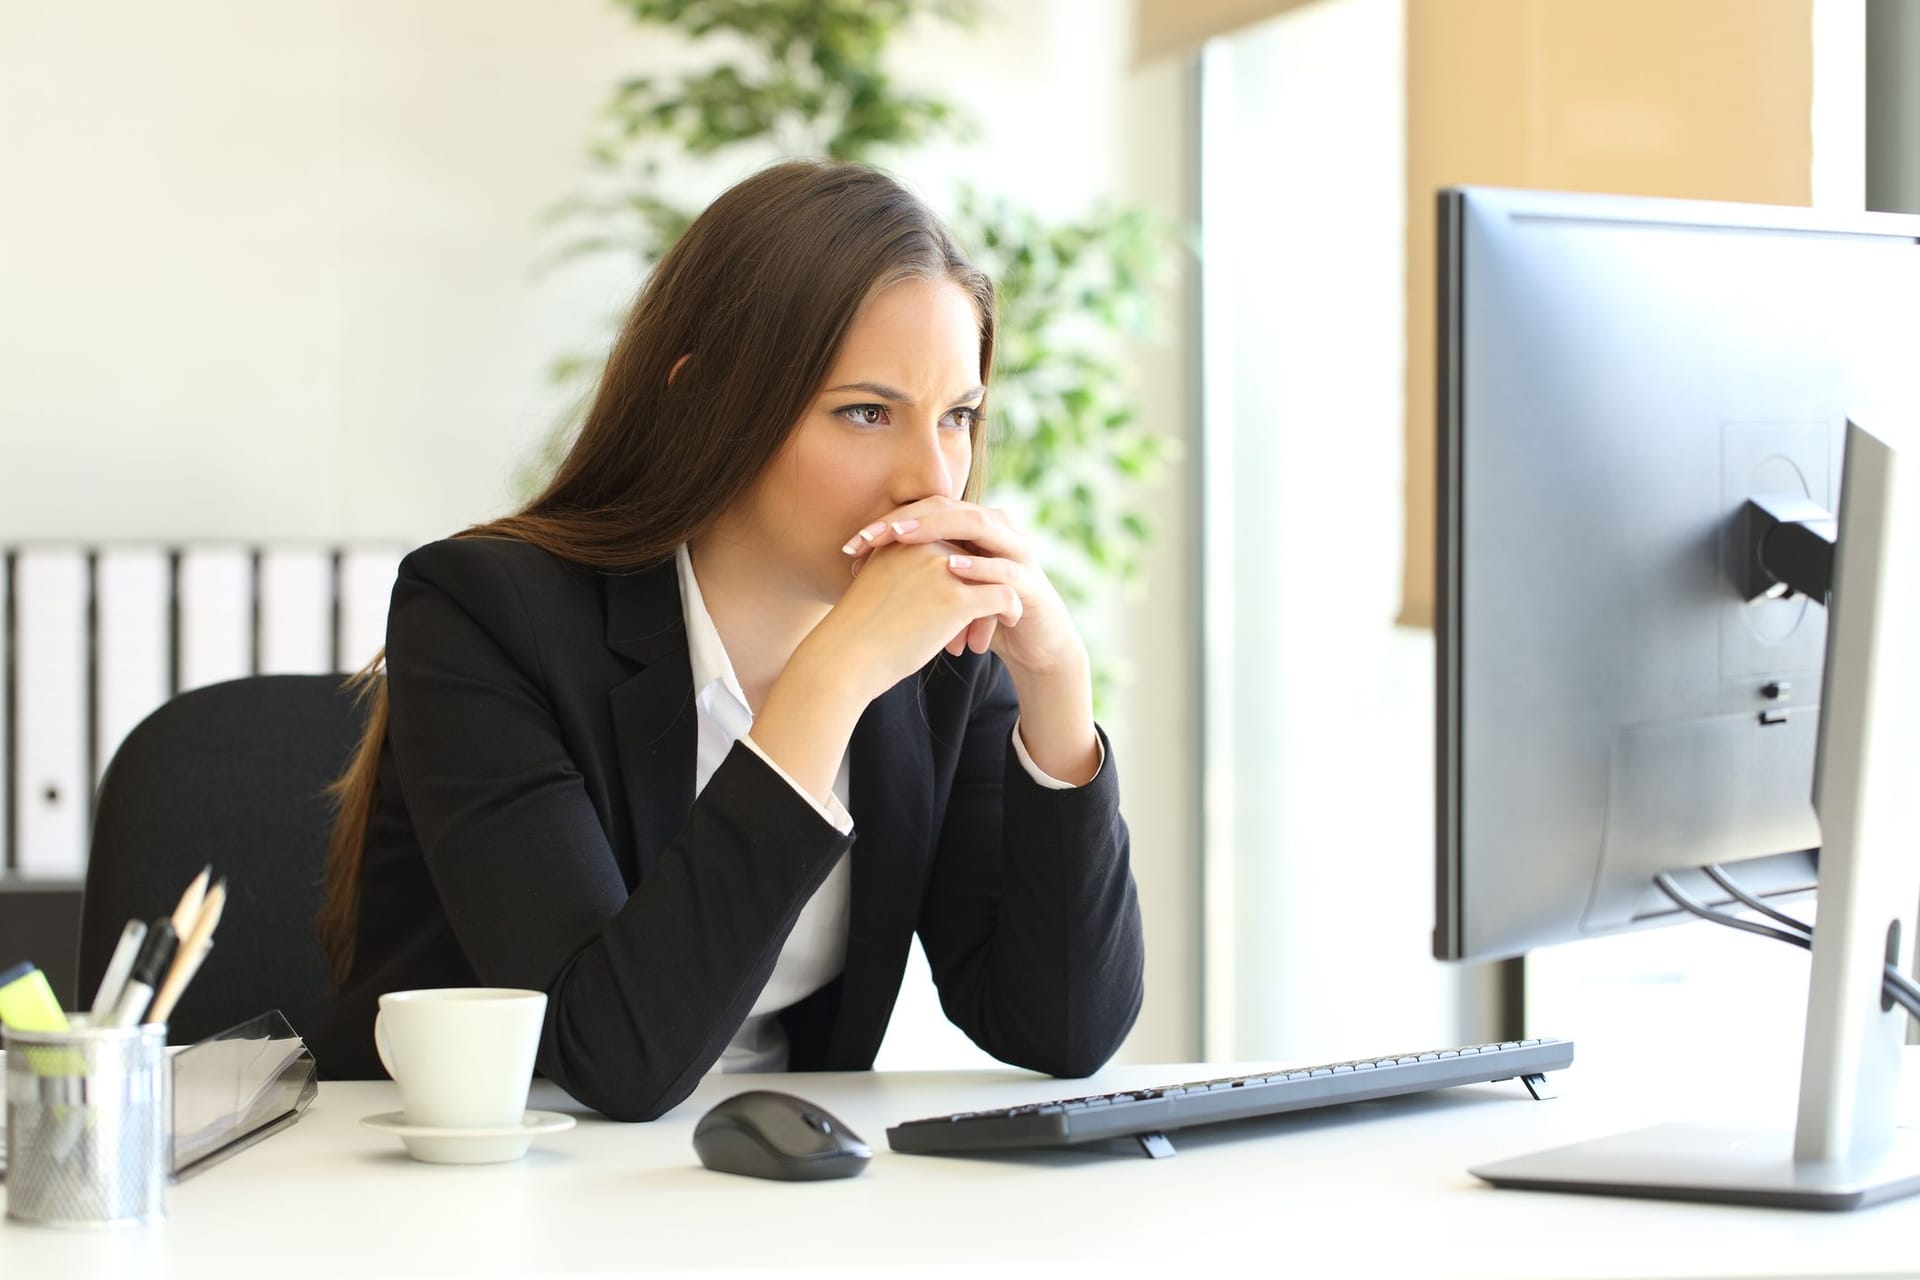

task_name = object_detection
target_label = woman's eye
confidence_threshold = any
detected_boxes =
[943,407,980,432]
[838,404,889,427]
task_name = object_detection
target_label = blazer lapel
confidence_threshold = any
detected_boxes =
[603,561,696,885]
[826,674,936,1067]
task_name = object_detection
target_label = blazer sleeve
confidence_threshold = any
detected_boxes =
[916,655,1146,1077]
[382,542,852,1121]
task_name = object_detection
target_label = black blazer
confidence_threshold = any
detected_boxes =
[308,536,1144,1120]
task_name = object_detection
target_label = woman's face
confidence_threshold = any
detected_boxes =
[730,276,984,602]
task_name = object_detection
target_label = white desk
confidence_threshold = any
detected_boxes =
[5,1047,1919,1279]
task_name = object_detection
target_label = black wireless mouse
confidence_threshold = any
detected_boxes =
[692,1089,872,1181]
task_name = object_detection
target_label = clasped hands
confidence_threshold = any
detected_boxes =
[834,496,1085,684]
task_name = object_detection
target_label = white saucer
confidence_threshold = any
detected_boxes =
[360,1109,576,1164]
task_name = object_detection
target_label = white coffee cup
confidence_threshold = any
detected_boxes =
[374,988,546,1130]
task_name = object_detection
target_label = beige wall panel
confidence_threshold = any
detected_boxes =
[1137,0,1323,61]
[1401,0,1812,626]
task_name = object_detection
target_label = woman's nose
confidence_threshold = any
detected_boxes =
[894,424,955,500]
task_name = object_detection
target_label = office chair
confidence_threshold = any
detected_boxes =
[77,674,368,1044]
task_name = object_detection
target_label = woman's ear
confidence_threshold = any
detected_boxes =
[668,353,691,386]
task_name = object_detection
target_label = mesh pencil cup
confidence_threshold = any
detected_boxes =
[4,1021,170,1228]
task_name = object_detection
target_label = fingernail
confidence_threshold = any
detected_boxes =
[858,522,885,542]
[891,519,920,535]
[949,554,972,569]
[841,539,862,555]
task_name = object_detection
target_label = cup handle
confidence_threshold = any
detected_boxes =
[374,1010,399,1081]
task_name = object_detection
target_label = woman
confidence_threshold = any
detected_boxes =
[310,160,1145,1122]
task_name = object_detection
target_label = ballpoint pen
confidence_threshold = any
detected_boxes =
[90,918,149,1020]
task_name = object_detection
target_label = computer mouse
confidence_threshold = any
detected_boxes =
[692,1089,872,1181]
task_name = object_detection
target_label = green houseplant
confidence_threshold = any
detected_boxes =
[521,0,1177,618]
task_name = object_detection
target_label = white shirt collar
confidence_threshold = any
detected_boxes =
[675,543,754,741]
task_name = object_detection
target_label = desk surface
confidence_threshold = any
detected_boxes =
[5,1047,1919,1279]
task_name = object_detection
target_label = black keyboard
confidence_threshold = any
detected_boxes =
[886,1037,1574,1157]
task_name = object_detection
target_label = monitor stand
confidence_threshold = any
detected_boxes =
[1472,420,1920,1211]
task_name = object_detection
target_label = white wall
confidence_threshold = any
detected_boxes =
[0,0,1200,1065]
[1201,0,1474,1063]
[1,2,630,542]
[1812,0,1867,212]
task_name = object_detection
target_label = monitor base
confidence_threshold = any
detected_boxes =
[1471,1122,1920,1211]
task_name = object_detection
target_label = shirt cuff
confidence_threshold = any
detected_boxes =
[1011,719,1106,790]
[739,736,855,834]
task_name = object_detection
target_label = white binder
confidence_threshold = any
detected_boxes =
[339,546,404,673]
[177,547,253,692]
[94,546,172,788]
[0,555,9,870]
[259,547,333,675]
[14,547,90,878]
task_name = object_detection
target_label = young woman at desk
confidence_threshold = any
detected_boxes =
[309,160,1145,1120]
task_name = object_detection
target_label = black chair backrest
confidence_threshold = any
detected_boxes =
[77,674,367,1044]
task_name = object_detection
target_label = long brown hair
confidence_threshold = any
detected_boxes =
[319,160,997,984]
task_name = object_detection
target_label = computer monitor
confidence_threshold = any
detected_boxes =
[1435,186,1920,1208]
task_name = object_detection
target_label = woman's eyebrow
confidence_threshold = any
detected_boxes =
[824,380,987,406]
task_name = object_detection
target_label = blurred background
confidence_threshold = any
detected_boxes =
[1,0,1912,1076]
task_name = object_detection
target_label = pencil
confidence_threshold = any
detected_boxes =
[145,878,225,1026]
[170,865,212,937]
[143,939,212,1026]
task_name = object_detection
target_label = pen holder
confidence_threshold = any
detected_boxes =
[3,1021,170,1228]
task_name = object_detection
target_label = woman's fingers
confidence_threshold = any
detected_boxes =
[839,539,1021,670]
[950,561,1023,627]
[944,620,996,658]
[840,499,1021,562]
[890,506,1021,561]
[947,552,1026,603]
[840,519,893,557]
[841,514,930,557]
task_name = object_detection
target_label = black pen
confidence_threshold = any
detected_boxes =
[109,919,177,1028]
